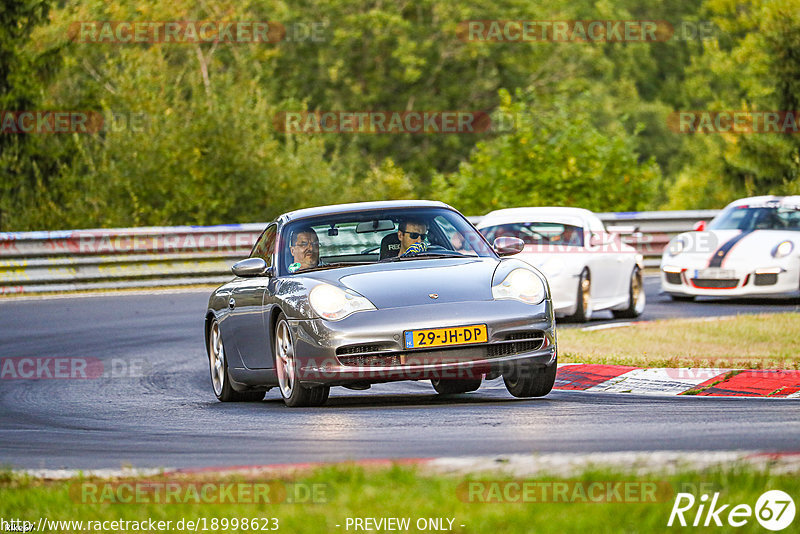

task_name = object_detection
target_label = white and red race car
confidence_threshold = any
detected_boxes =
[661,196,800,300]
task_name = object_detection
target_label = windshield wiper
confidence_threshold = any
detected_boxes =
[380,252,463,262]
[301,261,369,272]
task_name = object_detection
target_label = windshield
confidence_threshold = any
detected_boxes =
[279,207,495,275]
[479,222,584,246]
[709,206,800,231]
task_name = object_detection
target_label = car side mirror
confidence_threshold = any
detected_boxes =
[231,257,269,277]
[493,236,525,256]
[693,220,707,231]
[589,233,603,247]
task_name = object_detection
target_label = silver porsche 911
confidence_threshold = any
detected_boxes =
[205,200,557,407]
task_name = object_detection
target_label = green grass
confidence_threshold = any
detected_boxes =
[2,464,798,533]
[559,313,800,369]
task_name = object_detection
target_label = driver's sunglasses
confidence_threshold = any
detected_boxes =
[402,231,427,240]
[294,240,319,248]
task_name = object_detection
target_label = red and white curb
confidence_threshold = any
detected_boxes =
[19,451,800,479]
[427,451,800,477]
[554,364,800,397]
[579,316,739,332]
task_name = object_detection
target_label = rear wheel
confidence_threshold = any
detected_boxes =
[431,377,482,395]
[569,269,592,322]
[503,359,557,398]
[613,266,646,318]
[275,314,330,407]
[207,319,265,402]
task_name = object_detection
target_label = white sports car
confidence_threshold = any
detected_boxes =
[661,196,800,300]
[477,207,645,321]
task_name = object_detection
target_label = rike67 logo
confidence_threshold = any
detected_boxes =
[668,490,795,530]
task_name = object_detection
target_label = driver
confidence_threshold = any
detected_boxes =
[288,227,320,272]
[397,219,428,255]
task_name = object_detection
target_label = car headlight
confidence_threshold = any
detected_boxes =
[772,240,794,258]
[492,268,546,304]
[309,283,376,321]
[667,237,685,256]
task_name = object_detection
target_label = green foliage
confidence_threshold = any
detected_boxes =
[355,159,416,202]
[0,0,61,231]
[2,464,799,534]
[666,0,800,207]
[432,89,660,214]
[2,0,800,230]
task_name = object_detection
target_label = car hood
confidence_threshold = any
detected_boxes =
[713,229,799,264]
[663,229,799,265]
[309,258,497,309]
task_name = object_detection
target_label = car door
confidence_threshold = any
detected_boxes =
[584,215,617,300]
[225,224,277,370]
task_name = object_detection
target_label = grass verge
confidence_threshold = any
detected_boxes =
[1,463,797,533]
[559,313,800,369]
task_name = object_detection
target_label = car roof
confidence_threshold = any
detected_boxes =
[725,195,800,208]
[477,206,593,227]
[279,200,451,223]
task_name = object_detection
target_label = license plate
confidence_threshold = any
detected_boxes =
[404,324,488,349]
[695,268,735,279]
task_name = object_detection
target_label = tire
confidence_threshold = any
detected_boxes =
[274,314,330,407]
[568,269,592,322]
[613,266,646,319]
[669,294,695,302]
[503,359,557,398]
[207,319,265,402]
[431,377,482,395]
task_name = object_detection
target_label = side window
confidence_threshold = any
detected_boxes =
[250,225,277,267]
[781,209,800,229]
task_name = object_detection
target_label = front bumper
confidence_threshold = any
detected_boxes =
[289,299,557,386]
[660,260,800,298]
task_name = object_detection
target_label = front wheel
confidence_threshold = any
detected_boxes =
[503,359,557,398]
[275,314,330,407]
[207,319,265,402]
[613,266,646,318]
[568,269,592,322]
[431,377,482,395]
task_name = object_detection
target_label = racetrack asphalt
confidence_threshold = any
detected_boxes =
[1,276,798,469]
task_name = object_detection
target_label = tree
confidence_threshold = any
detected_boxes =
[432,89,660,214]
[666,0,800,207]
[0,0,59,231]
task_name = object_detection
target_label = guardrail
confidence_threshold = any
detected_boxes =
[0,210,719,294]
[597,209,719,268]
